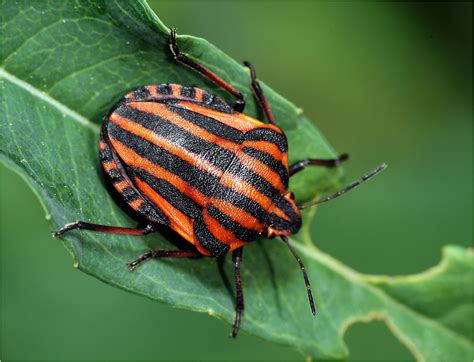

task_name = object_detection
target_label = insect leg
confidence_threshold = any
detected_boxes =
[231,247,244,338]
[169,28,245,112]
[298,163,387,209]
[243,61,276,125]
[52,221,157,238]
[289,153,349,177]
[281,235,316,315]
[128,249,200,270]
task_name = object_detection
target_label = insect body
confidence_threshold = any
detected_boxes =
[54,29,386,337]
[101,83,300,257]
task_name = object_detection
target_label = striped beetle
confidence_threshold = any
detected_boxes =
[54,28,386,337]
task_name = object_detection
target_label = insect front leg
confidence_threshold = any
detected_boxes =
[289,154,349,176]
[52,221,157,238]
[231,247,244,338]
[169,28,245,112]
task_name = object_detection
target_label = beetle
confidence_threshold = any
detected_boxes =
[54,28,386,337]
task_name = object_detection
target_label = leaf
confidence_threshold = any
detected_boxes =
[366,246,474,342]
[0,1,472,360]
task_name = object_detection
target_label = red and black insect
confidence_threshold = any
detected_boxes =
[54,28,386,337]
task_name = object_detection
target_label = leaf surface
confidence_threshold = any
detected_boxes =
[1,1,472,359]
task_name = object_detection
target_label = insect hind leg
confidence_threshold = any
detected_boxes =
[243,61,277,126]
[128,249,200,270]
[169,28,245,112]
[231,247,244,338]
[52,221,157,238]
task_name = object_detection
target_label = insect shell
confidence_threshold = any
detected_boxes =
[99,83,301,257]
[54,28,385,338]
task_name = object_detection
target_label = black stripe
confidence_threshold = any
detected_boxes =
[268,196,301,234]
[279,196,300,224]
[121,186,139,203]
[166,103,244,144]
[99,131,125,183]
[99,132,113,162]
[267,214,295,232]
[201,92,213,105]
[180,86,196,99]
[194,213,229,257]
[186,90,234,114]
[207,204,259,242]
[131,167,201,219]
[107,168,123,184]
[132,87,151,100]
[138,202,169,224]
[245,128,288,153]
[99,150,110,163]
[157,84,172,95]
[208,95,234,113]
[242,146,289,188]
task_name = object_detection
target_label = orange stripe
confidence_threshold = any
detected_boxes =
[170,84,181,96]
[114,180,129,192]
[109,112,225,179]
[177,101,265,131]
[235,152,286,194]
[211,199,265,232]
[134,177,200,245]
[147,85,159,97]
[243,140,285,164]
[228,240,248,252]
[202,210,247,252]
[109,137,209,207]
[128,101,241,152]
[194,87,204,102]
[202,209,235,246]
[282,152,289,172]
[99,140,107,150]
[135,177,211,256]
[135,181,185,232]
[102,161,115,173]
[129,198,145,211]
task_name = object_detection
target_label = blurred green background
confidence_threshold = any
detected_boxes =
[1,1,471,360]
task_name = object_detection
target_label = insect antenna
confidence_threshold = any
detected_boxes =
[281,235,316,315]
[298,163,387,209]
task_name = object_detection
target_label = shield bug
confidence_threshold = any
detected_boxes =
[54,28,386,337]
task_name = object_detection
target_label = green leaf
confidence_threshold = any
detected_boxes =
[366,246,474,342]
[1,1,472,360]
